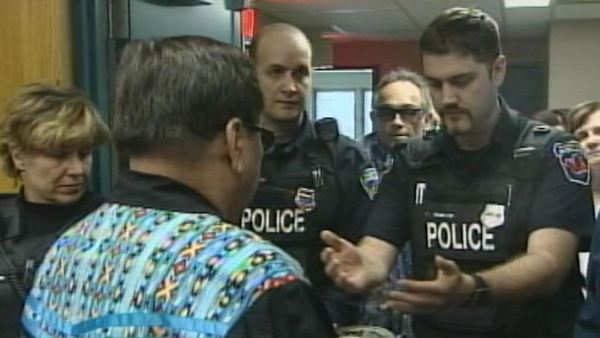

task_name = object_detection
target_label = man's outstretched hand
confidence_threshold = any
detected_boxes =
[320,230,373,293]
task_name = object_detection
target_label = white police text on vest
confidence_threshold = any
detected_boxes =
[241,208,306,233]
[426,221,495,251]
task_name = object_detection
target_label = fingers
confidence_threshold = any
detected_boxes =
[388,256,468,312]
[396,257,461,295]
[323,258,363,293]
[319,231,349,265]
[320,230,368,293]
[320,236,350,287]
[386,282,447,314]
[323,251,341,277]
[320,247,334,264]
[397,278,441,295]
[434,255,460,276]
[385,290,443,314]
[320,230,348,251]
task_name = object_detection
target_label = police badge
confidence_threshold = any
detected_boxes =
[480,203,505,229]
[360,165,380,201]
[294,187,316,213]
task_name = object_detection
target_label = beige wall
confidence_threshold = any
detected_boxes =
[549,20,600,109]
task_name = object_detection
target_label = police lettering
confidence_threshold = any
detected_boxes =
[426,221,495,251]
[241,208,306,233]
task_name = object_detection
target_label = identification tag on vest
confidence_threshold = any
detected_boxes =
[414,201,509,262]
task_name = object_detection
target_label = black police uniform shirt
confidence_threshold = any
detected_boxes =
[364,102,595,338]
[361,131,411,333]
[0,190,103,338]
[23,171,335,338]
[241,115,373,290]
[575,215,600,338]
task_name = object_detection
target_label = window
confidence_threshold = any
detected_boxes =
[364,90,373,135]
[310,68,374,140]
[315,91,356,138]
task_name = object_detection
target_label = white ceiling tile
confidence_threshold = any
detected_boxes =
[400,0,505,30]
[330,10,417,32]
[253,0,599,40]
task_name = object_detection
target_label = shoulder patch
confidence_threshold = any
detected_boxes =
[360,165,380,201]
[552,140,590,185]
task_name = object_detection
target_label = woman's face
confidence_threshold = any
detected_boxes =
[574,110,600,169]
[12,148,92,204]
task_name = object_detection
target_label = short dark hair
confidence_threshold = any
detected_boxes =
[419,7,502,63]
[375,68,433,114]
[113,35,263,156]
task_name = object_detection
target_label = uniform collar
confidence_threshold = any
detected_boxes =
[269,112,315,156]
[363,132,400,167]
[487,98,522,151]
[438,97,522,155]
[364,133,390,156]
[109,170,223,217]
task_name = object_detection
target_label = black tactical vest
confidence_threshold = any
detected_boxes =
[402,121,578,337]
[241,122,344,289]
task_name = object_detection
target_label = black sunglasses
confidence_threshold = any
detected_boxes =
[243,122,275,153]
[374,105,422,121]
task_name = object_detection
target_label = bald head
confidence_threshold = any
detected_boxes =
[249,23,312,61]
[250,23,312,137]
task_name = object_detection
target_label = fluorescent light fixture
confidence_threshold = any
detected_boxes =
[504,0,551,8]
[331,24,347,34]
[327,9,375,14]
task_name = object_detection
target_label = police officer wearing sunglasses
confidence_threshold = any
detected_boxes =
[364,68,437,177]
[244,23,374,326]
[361,68,436,335]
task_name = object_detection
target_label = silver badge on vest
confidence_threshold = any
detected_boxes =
[294,187,316,213]
[480,203,505,229]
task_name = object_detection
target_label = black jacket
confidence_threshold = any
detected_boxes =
[0,191,103,338]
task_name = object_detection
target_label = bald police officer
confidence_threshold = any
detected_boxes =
[243,23,373,326]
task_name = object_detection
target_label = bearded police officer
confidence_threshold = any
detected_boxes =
[321,7,594,338]
[243,23,373,326]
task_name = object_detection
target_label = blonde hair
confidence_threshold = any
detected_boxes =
[0,83,111,177]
